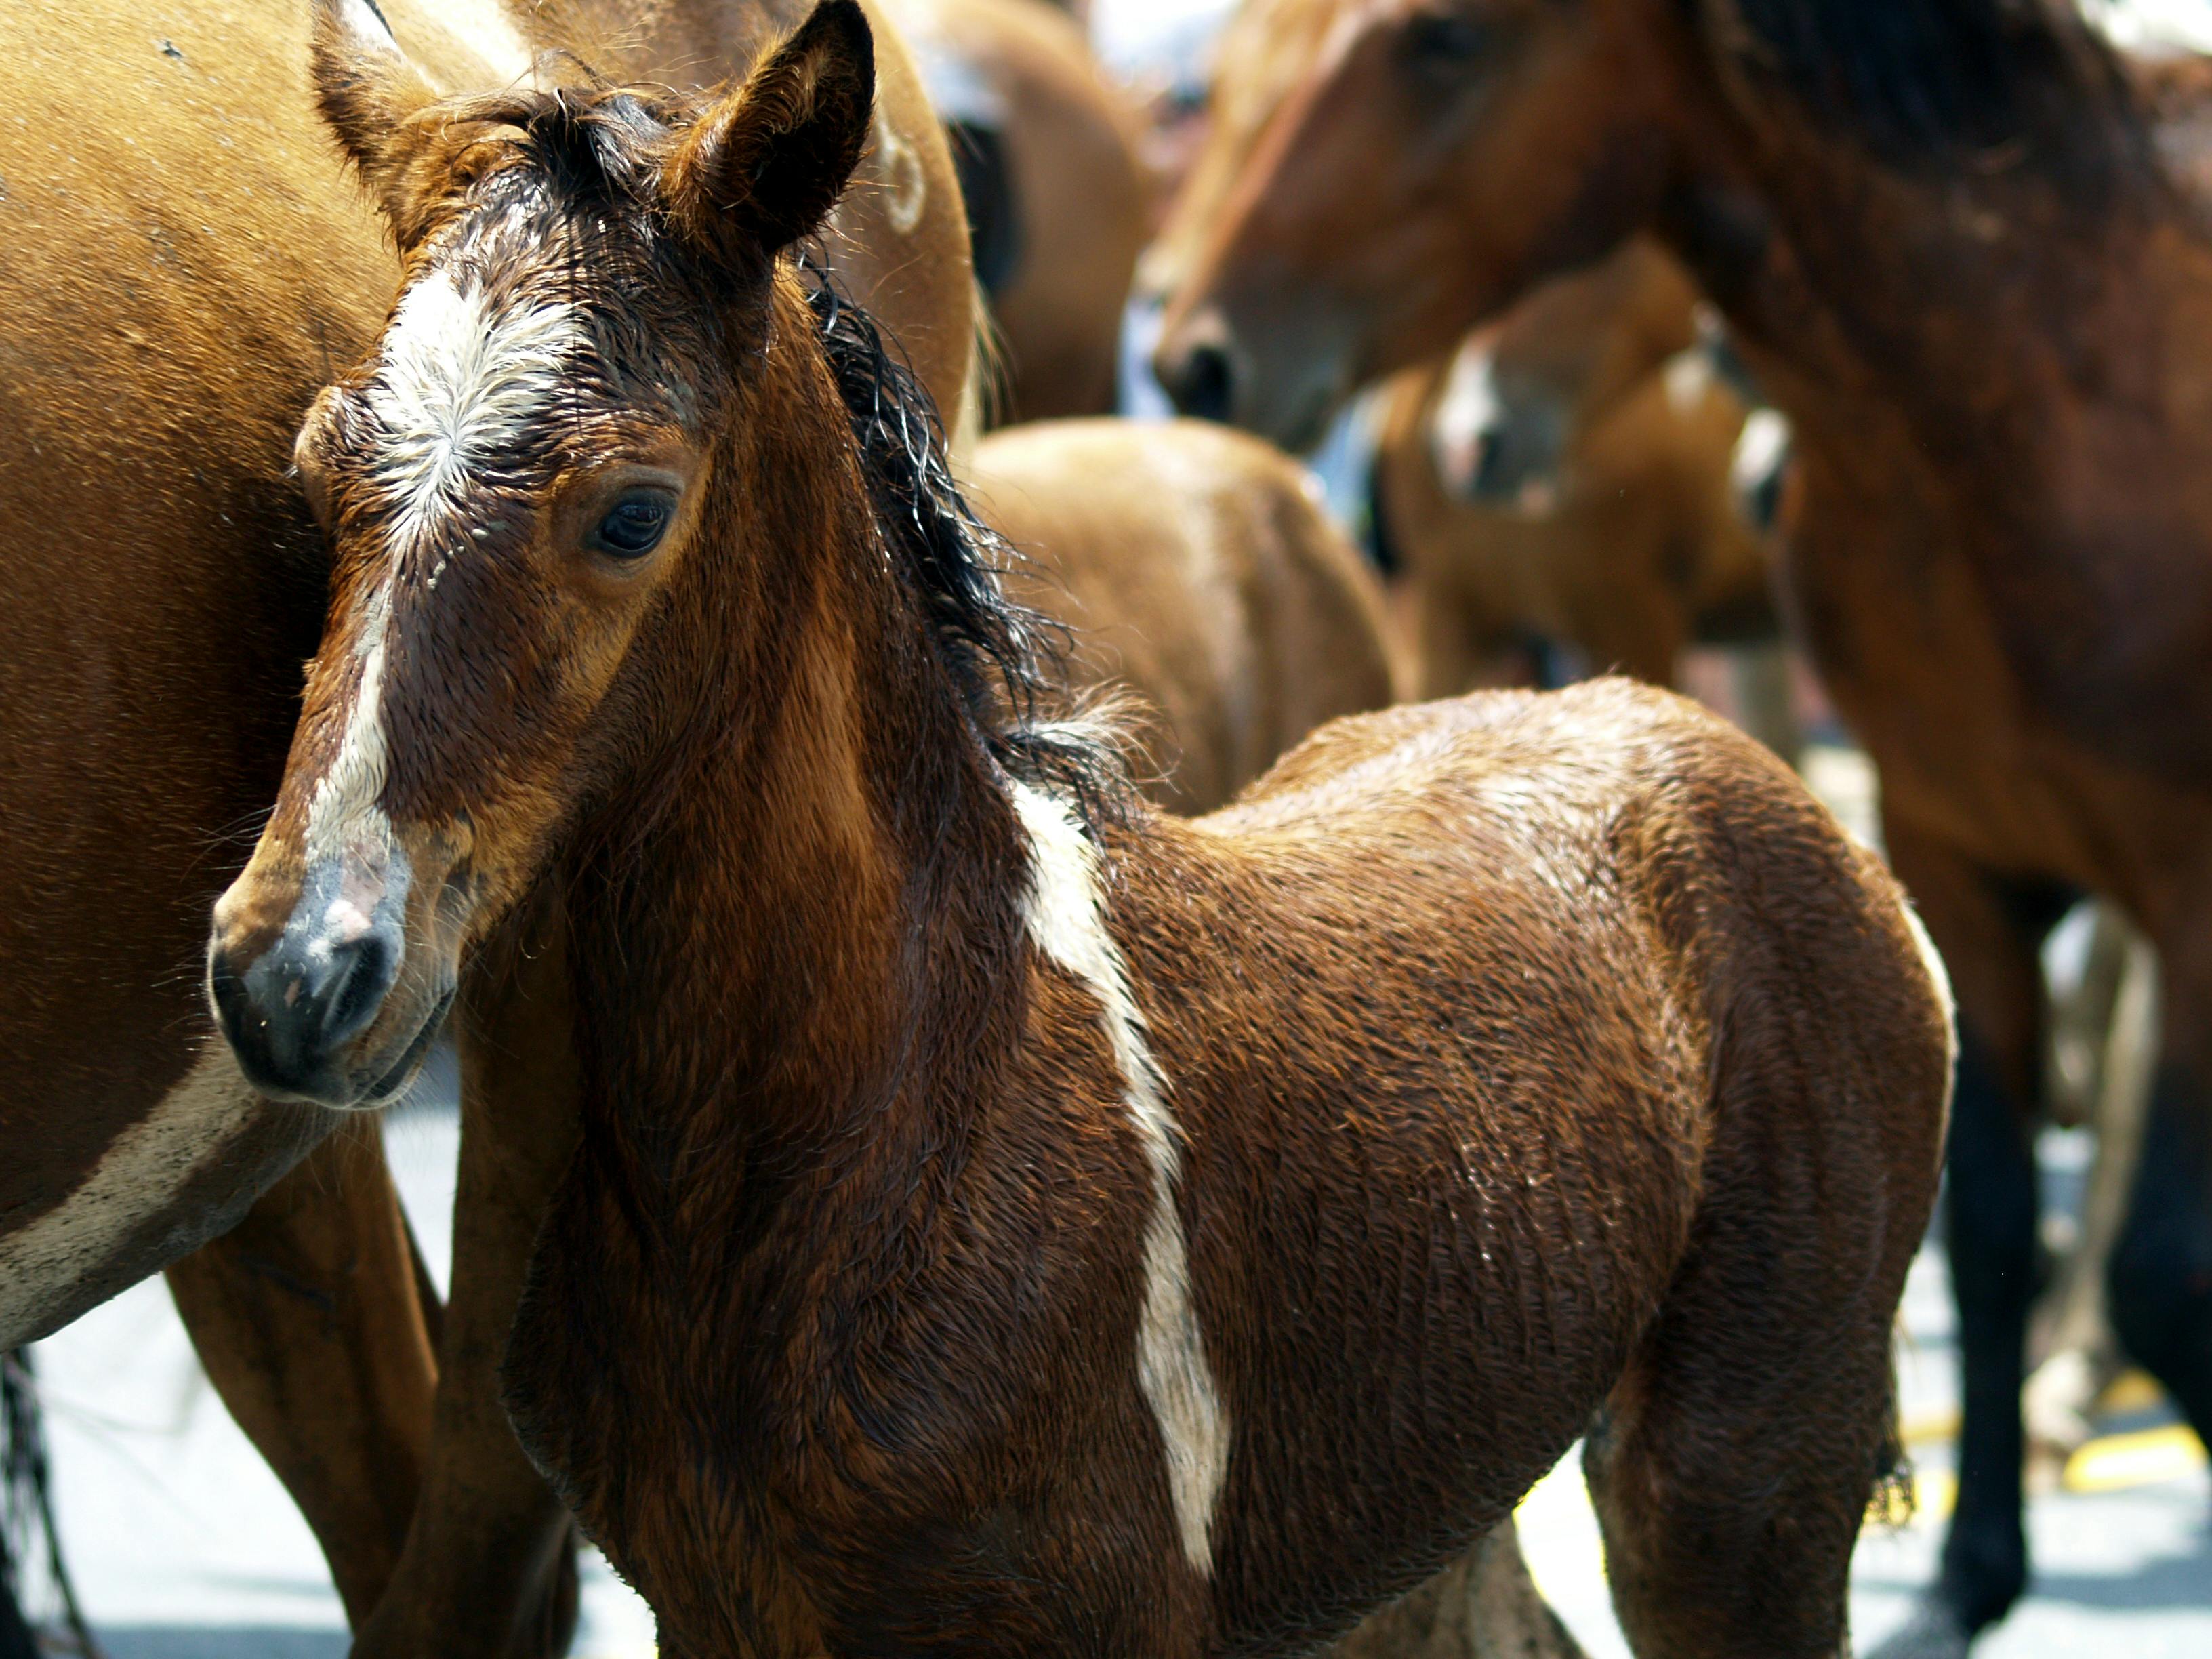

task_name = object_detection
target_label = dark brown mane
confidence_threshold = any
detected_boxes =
[1700,0,2156,195]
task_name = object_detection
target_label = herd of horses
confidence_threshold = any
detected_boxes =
[1,1,2207,1658]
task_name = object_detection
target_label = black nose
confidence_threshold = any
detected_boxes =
[1158,337,1236,424]
[209,930,397,1099]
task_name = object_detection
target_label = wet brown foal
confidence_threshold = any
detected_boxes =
[209,5,1951,1654]
[1155,1,2212,1651]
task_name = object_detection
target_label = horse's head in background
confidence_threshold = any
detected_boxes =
[206,0,880,1106]
[1153,0,2148,451]
[1152,0,1673,449]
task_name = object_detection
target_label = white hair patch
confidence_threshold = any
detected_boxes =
[1011,780,1230,1576]
[366,269,583,556]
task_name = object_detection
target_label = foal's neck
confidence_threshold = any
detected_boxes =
[564,329,1033,1244]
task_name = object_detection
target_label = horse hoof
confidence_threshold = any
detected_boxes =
[1864,1599,1973,1659]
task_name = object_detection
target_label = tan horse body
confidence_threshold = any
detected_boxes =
[203,14,1951,1658]
[977,419,1398,811]
[897,0,1151,422]
[0,0,971,1647]
[1153,1,2212,1650]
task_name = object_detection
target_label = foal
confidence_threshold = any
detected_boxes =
[207,5,1952,1654]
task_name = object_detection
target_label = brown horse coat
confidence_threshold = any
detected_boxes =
[1149,0,2212,1645]
[896,0,1152,422]
[204,12,1952,1652]
[1367,246,1774,698]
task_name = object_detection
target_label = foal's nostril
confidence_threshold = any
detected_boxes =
[1160,340,1236,425]
[320,933,395,1050]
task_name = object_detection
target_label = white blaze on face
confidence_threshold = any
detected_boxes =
[1429,335,1504,499]
[1011,781,1231,1576]
[302,268,583,882]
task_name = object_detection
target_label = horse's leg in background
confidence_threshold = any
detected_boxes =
[2104,912,2212,1461]
[1325,1523,1588,1659]
[354,893,583,1659]
[1868,829,2063,1659]
[2025,918,2157,1465]
[165,1116,438,1627]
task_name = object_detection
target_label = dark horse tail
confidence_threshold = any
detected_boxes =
[1,1350,99,1658]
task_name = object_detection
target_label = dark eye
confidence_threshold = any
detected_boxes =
[1403,10,1490,68]
[590,491,674,559]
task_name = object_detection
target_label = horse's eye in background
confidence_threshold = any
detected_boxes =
[1402,11,1490,68]
[591,491,674,559]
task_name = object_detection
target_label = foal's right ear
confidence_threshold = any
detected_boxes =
[661,0,877,274]
[308,0,440,203]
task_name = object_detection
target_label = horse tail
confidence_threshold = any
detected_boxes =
[1,1349,101,1658]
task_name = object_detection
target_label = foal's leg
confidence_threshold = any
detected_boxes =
[1859,831,2065,1659]
[166,1116,438,1627]
[352,899,584,1659]
[1580,1134,1927,1657]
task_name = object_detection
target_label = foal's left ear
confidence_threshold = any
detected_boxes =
[661,0,876,270]
[308,0,441,203]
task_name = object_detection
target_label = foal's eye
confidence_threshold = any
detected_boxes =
[1403,11,1490,68]
[590,491,674,559]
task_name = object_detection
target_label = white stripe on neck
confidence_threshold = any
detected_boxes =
[1010,780,1230,1576]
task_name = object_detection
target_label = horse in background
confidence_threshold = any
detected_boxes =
[1139,0,1790,752]
[0,0,975,1650]
[1153,1,2212,1652]
[207,10,1951,1657]
[1364,244,1789,752]
[975,419,1399,811]
[898,0,1151,421]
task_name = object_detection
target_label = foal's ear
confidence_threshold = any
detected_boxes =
[661,0,876,270]
[308,0,439,197]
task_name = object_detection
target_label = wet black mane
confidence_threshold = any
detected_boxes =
[1701,0,2152,189]
[802,265,1129,824]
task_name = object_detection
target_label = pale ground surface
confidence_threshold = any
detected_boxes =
[18,752,2212,1657]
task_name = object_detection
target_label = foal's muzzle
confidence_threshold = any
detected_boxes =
[207,842,455,1109]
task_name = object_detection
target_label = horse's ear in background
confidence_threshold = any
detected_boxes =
[661,0,876,273]
[307,0,440,211]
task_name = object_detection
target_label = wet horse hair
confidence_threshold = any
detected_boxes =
[800,264,1130,827]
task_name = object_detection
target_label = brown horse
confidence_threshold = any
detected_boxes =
[975,418,1399,811]
[207,8,1952,1656]
[1153,1,2212,1651]
[1136,0,1780,723]
[0,0,973,1649]
[897,0,1151,423]
[1364,244,1776,701]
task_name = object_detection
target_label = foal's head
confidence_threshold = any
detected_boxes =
[207,0,893,1106]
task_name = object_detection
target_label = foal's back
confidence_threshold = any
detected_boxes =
[1112,678,1948,1652]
